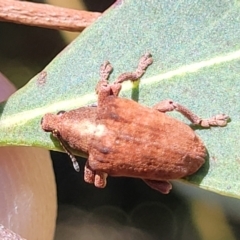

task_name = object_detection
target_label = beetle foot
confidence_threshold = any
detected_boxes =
[137,52,153,74]
[154,99,229,127]
[114,52,153,84]
[95,172,108,188]
[84,162,94,184]
[200,114,229,127]
[96,61,113,94]
[84,162,107,188]
[100,60,113,82]
[143,179,172,194]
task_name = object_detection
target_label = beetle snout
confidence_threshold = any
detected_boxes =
[41,113,58,133]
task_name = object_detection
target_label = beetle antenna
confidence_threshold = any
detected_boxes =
[52,130,80,172]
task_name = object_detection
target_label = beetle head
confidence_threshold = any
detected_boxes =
[41,113,60,133]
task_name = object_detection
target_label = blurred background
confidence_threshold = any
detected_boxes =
[1,1,240,239]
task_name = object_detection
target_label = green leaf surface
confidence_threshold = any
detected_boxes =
[1,0,240,198]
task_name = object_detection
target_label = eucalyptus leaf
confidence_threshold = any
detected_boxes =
[0,0,240,198]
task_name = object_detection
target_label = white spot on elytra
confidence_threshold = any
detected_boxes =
[73,119,107,137]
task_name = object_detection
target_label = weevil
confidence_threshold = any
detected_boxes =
[41,53,229,194]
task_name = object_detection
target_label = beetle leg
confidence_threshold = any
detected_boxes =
[96,61,119,104]
[96,53,152,104]
[96,61,113,93]
[143,179,172,194]
[153,99,229,127]
[114,52,153,85]
[110,53,153,96]
[84,161,95,184]
[94,172,108,188]
[84,159,108,188]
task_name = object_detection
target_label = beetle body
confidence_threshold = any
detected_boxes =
[42,95,206,193]
[41,53,228,193]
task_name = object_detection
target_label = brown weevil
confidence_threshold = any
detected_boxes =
[41,53,229,194]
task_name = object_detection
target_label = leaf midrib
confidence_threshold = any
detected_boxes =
[1,49,240,128]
